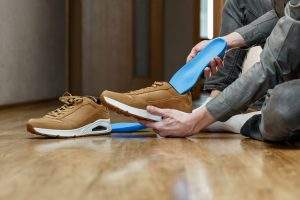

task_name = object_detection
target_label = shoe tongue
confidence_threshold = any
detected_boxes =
[153,81,166,86]
[155,82,172,89]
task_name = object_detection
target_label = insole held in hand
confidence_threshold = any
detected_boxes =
[111,38,227,132]
[169,38,227,94]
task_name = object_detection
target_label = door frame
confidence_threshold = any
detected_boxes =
[193,0,224,44]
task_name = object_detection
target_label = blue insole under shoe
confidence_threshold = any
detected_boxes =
[111,38,227,132]
[111,122,146,133]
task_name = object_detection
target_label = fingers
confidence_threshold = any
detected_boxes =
[193,44,202,52]
[140,120,181,138]
[204,67,211,78]
[186,41,208,63]
[139,120,165,133]
[142,106,180,137]
[147,106,173,118]
[215,57,224,69]
[186,49,197,62]
[186,55,193,63]
[139,119,150,125]
[209,59,218,74]
[205,57,224,78]
[139,117,173,137]
[146,106,165,116]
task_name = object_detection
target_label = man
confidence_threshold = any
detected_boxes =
[188,0,280,99]
[143,0,300,143]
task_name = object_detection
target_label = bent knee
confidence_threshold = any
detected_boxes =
[260,83,300,141]
[260,108,290,141]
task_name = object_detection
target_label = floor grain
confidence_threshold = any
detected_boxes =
[0,101,299,200]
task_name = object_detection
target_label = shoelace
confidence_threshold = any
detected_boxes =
[128,81,164,94]
[45,92,85,118]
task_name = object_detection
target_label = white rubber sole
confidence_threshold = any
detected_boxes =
[33,119,112,137]
[103,97,162,121]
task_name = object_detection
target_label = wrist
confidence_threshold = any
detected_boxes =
[210,90,221,97]
[222,32,246,49]
[191,107,216,133]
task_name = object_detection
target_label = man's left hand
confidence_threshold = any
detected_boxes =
[139,106,201,137]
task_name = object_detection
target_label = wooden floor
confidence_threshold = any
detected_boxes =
[1,101,300,200]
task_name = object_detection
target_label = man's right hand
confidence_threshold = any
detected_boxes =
[186,40,224,79]
[186,32,246,79]
[186,40,210,63]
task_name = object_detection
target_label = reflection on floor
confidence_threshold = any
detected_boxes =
[0,101,300,200]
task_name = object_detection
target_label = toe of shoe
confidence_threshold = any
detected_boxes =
[26,118,64,130]
[26,118,41,134]
[27,118,40,127]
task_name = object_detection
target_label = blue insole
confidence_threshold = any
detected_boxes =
[111,38,227,132]
[111,122,146,133]
[169,38,227,94]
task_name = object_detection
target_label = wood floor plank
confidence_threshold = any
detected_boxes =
[0,101,299,200]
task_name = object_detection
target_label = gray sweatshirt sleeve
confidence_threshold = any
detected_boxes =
[206,1,300,121]
[235,10,279,47]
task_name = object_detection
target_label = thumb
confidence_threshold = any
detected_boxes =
[147,106,172,118]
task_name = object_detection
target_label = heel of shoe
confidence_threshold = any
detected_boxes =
[90,119,112,134]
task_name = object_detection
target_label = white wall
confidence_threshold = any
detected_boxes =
[0,0,66,105]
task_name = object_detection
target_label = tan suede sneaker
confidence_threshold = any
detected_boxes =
[27,92,111,138]
[100,82,192,121]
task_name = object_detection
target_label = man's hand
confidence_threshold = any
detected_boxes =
[140,106,216,138]
[186,40,224,79]
[186,40,209,62]
[186,32,246,79]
